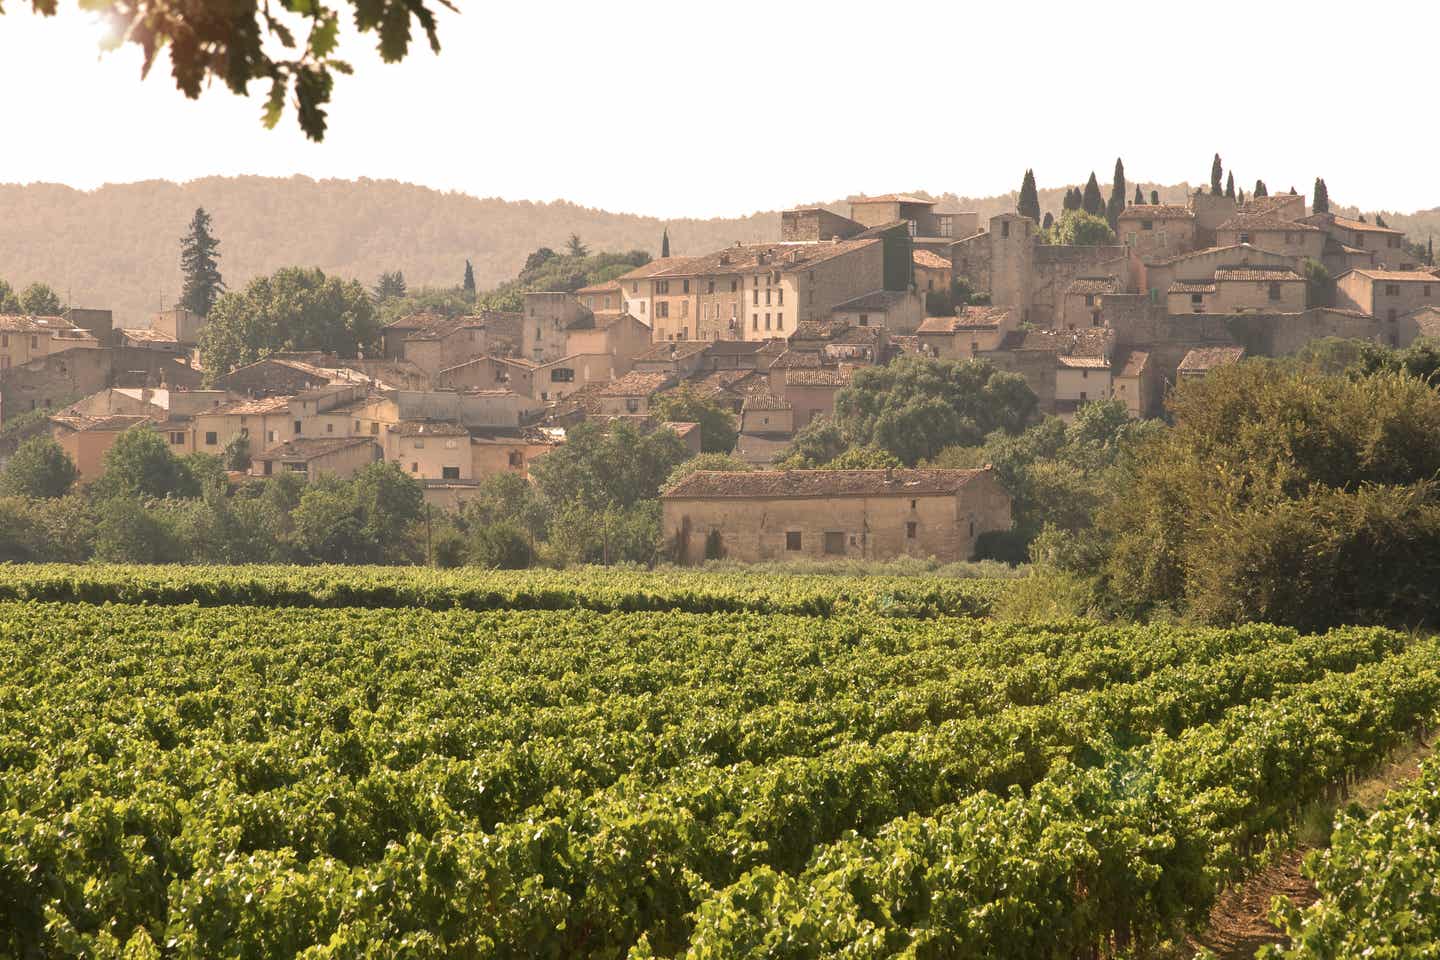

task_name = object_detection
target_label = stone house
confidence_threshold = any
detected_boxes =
[380,313,488,377]
[1188,192,1239,247]
[915,307,1016,359]
[632,341,712,377]
[616,258,692,327]
[1062,277,1122,330]
[1213,214,1325,262]
[0,315,101,370]
[596,371,675,416]
[982,327,1114,414]
[250,437,379,481]
[1334,269,1440,321]
[117,328,183,355]
[781,207,867,242]
[847,195,975,241]
[781,368,851,429]
[1167,267,1306,315]
[662,467,1011,564]
[1138,243,1295,303]
[1240,193,1307,222]
[576,280,622,312]
[389,420,473,481]
[48,414,153,481]
[193,395,297,456]
[830,289,925,333]
[662,421,702,456]
[150,306,208,347]
[1117,204,1196,258]
[912,249,952,294]
[1302,214,1408,266]
[564,311,652,377]
[469,430,561,480]
[1055,355,1112,418]
[0,345,202,423]
[738,387,794,435]
[1111,350,1153,417]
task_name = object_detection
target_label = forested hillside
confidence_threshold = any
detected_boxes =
[1,175,1433,326]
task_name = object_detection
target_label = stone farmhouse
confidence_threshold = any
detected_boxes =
[662,467,1011,564]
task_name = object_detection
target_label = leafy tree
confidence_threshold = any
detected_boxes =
[818,446,902,470]
[457,472,546,541]
[372,271,407,301]
[0,497,47,561]
[290,475,370,563]
[565,234,589,258]
[1313,177,1330,214]
[1105,158,1126,229]
[1210,153,1224,194]
[830,357,1037,465]
[96,426,199,500]
[1254,179,1268,198]
[1150,189,1160,205]
[1043,210,1117,247]
[223,435,251,472]
[93,497,180,562]
[179,208,224,316]
[351,460,424,553]
[1081,172,1105,217]
[0,279,20,314]
[462,259,476,299]
[375,285,474,326]
[1133,185,1144,205]
[775,417,849,468]
[523,247,558,274]
[19,283,61,316]
[1016,169,1041,223]
[199,266,378,376]
[0,436,77,498]
[661,228,671,259]
[12,0,448,141]
[530,420,688,512]
[650,386,739,453]
[664,452,752,490]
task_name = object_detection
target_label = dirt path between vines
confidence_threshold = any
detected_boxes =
[1185,737,1434,959]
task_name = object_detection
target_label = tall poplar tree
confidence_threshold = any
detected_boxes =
[1017,169,1041,223]
[179,208,224,317]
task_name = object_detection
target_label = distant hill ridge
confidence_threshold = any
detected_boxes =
[0,176,1433,326]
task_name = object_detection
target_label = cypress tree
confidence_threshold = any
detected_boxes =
[1428,236,1433,265]
[1081,172,1105,217]
[1150,189,1160,205]
[1225,171,1235,199]
[1062,187,1080,212]
[1017,169,1041,223]
[462,259,476,297]
[661,228,670,259]
[1211,154,1224,195]
[1237,188,1245,204]
[1375,213,1388,228]
[179,207,224,317]
[1358,214,1367,223]
[1105,158,1126,228]
[1042,212,1054,231]
[1290,186,1298,195]
[1313,178,1330,214]
[1254,179,1268,198]
[1134,185,1144,205]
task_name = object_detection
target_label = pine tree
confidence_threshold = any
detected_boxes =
[1134,185,1144,205]
[462,260,476,297]
[1081,172,1105,217]
[1017,169,1041,223]
[373,271,406,301]
[179,208,224,316]
[1313,178,1330,214]
[1225,171,1235,199]
[1254,179,1268,198]
[1150,189,1160,205]
[661,228,670,259]
[1105,158,1126,228]
[565,234,589,257]
[1211,154,1224,195]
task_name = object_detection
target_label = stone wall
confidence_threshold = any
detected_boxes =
[0,347,202,422]
[1030,246,1128,327]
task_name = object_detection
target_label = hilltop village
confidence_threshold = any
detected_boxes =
[2,174,1437,564]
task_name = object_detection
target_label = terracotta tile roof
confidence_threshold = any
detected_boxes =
[555,381,607,415]
[1147,242,1281,266]
[1057,356,1111,369]
[851,194,934,205]
[0,314,87,334]
[661,421,699,438]
[997,328,1112,357]
[769,349,825,369]
[617,257,697,281]
[785,368,852,387]
[891,335,921,354]
[1217,214,1322,233]
[1325,214,1403,236]
[1325,238,1374,257]
[575,279,622,295]
[207,396,295,416]
[918,306,1013,333]
[1178,346,1245,373]
[49,413,152,432]
[597,371,673,397]
[789,320,842,343]
[662,467,991,500]
[384,312,485,341]
[741,387,792,412]
[705,340,767,356]
[395,419,469,437]
[1213,267,1304,281]
[1169,280,1217,294]
[118,328,179,343]
[1067,277,1121,295]
[650,239,879,278]
[1118,204,1193,220]
[912,249,952,270]
[253,437,377,462]
[1116,350,1149,378]
[832,289,912,312]
[636,340,710,362]
[1346,269,1440,283]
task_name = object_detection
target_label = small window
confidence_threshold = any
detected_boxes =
[776,313,784,329]
[204,431,218,446]
[551,367,575,382]
[414,438,425,449]
[370,422,379,435]
[823,531,845,555]
[910,499,917,509]
[410,462,418,472]
[786,531,802,551]
[1191,293,1203,305]
[1141,220,1153,231]
[625,398,640,413]
[169,432,185,445]
[442,466,460,480]
[293,420,302,435]
[1268,282,1282,301]
[1000,221,1010,239]
[1238,232,1250,244]
[906,521,917,539]
[266,430,275,443]
[1084,294,1095,307]
[326,423,334,433]
[858,313,869,326]
[1388,308,1398,321]
[1386,284,1400,296]
[682,279,690,294]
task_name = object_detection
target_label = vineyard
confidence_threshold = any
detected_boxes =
[0,569,1435,957]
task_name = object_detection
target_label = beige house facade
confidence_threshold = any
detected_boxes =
[1334,269,1440,321]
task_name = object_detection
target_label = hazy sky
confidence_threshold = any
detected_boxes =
[2,0,1436,219]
